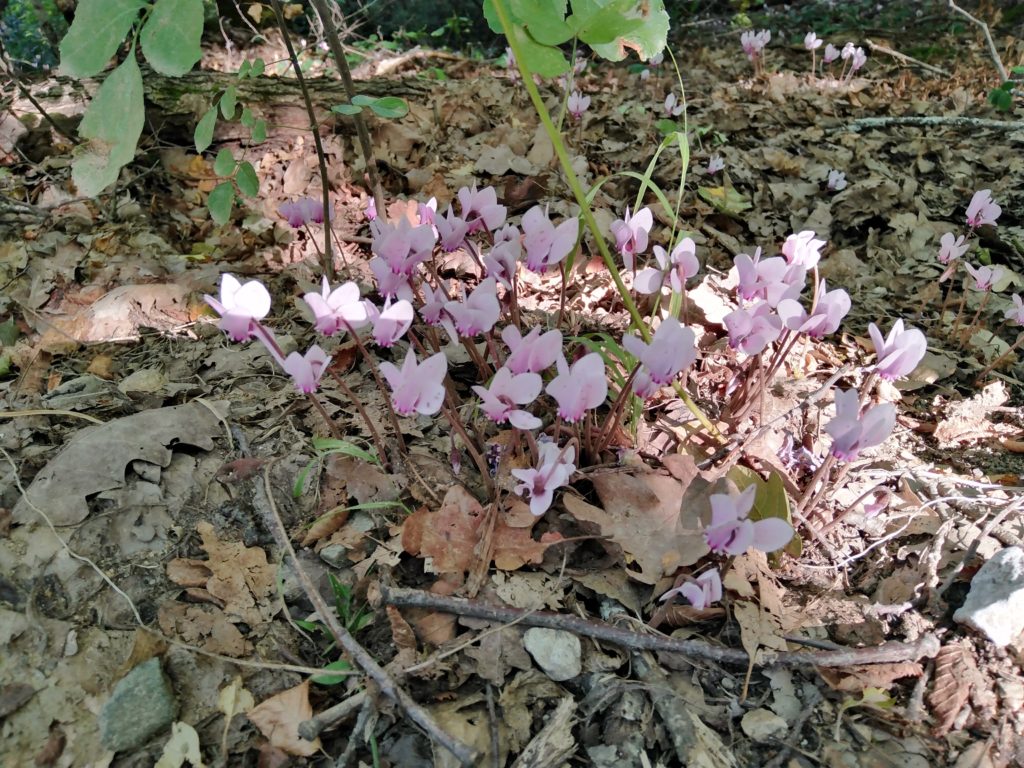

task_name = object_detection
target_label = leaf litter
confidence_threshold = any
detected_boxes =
[2,8,1024,768]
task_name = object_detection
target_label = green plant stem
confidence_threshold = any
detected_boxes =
[491,0,717,440]
[269,0,335,280]
[307,0,387,221]
[328,369,389,468]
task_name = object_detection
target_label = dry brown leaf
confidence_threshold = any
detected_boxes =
[817,662,923,692]
[929,643,976,735]
[562,471,708,585]
[247,680,321,757]
[197,522,278,627]
[166,558,212,588]
[934,382,1011,446]
[157,602,251,657]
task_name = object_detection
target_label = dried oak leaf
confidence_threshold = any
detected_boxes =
[247,680,321,757]
[929,642,976,735]
[197,522,278,627]
[817,662,923,692]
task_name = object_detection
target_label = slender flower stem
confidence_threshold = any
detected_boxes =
[442,396,494,497]
[975,331,1024,382]
[959,291,992,347]
[949,292,969,340]
[329,370,389,468]
[306,392,342,439]
[796,452,837,518]
[594,364,641,455]
[341,320,407,455]
[937,259,962,322]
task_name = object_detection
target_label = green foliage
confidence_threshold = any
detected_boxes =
[485,0,669,75]
[332,95,410,119]
[59,0,146,78]
[139,0,203,76]
[988,69,1023,112]
[207,182,234,224]
[0,0,68,69]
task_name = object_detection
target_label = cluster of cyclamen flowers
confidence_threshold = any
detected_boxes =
[803,33,867,81]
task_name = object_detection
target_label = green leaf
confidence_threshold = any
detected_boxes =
[331,103,363,116]
[351,94,375,107]
[509,24,569,77]
[587,0,669,62]
[727,467,800,557]
[251,120,267,143]
[220,86,237,119]
[213,148,236,177]
[988,87,1012,111]
[367,96,409,119]
[72,53,145,196]
[511,0,573,45]
[236,161,259,197]
[482,0,505,33]
[312,659,353,686]
[208,181,234,224]
[0,317,18,347]
[570,0,644,45]
[312,437,380,465]
[140,0,203,76]
[59,0,146,78]
[237,60,251,78]
[194,107,217,153]
[240,107,254,127]
[251,58,266,77]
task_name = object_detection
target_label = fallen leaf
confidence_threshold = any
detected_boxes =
[247,680,321,757]
[218,676,255,719]
[928,642,976,735]
[155,721,206,768]
[817,662,923,692]
[197,522,278,627]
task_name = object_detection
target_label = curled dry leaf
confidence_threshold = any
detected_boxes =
[247,680,321,757]
[817,662,923,692]
[928,643,976,735]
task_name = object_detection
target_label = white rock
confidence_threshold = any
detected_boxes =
[953,546,1024,647]
[522,628,581,681]
[741,708,788,742]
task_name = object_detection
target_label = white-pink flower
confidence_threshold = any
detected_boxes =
[436,206,469,252]
[938,232,969,265]
[635,237,699,295]
[445,277,500,337]
[458,184,507,233]
[521,205,579,274]
[964,263,1004,292]
[546,352,607,423]
[512,441,576,516]
[483,239,521,290]
[366,299,414,347]
[1004,294,1024,326]
[827,169,847,191]
[663,92,683,117]
[704,485,793,556]
[473,366,542,430]
[869,319,927,381]
[622,318,696,386]
[804,32,822,50]
[279,197,324,228]
[823,43,840,64]
[966,189,1001,229]
[567,90,591,120]
[705,154,725,175]
[776,280,850,338]
[660,568,722,609]
[379,349,448,417]
[503,326,563,374]
[781,230,826,270]
[204,274,272,342]
[826,388,895,462]
[303,276,369,336]
[282,344,330,393]
[610,206,653,271]
[723,301,782,355]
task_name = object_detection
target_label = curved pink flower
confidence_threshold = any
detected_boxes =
[776,280,850,338]
[635,237,699,295]
[938,232,969,265]
[303,276,369,336]
[445,278,500,337]
[610,206,653,271]
[546,352,607,423]
[723,301,782,355]
[966,189,1001,229]
[379,349,448,416]
[1005,294,1024,326]
[502,326,563,374]
[279,197,324,228]
[522,205,579,273]
[458,184,506,233]
[964,263,1004,292]
[282,345,330,393]
[511,441,576,516]
[436,206,469,252]
[371,216,436,276]
[204,273,271,342]
[622,318,696,385]
[660,568,722,609]
[704,485,793,555]
[367,299,414,347]
[869,320,927,381]
[825,388,896,462]
[472,366,542,430]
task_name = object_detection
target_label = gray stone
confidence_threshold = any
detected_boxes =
[953,546,1024,647]
[523,628,581,682]
[99,658,177,752]
[319,543,351,569]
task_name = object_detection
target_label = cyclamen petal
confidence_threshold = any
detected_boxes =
[703,485,793,556]
[367,299,414,347]
[303,276,369,336]
[868,319,927,381]
[511,442,576,516]
[282,345,330,393]
[279,197,324,228]
[622,319,696,385]
[380,349,448,416]
[204,273,272,342]
[966,189,1001,229]
[825,388,896,462]
[503,326,563,374]
[444,277,500,337]
[472,367,542,429]
[546,353,607,423]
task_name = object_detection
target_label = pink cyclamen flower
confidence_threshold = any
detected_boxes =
[663,92,683,117]
[631,368,659,399]
[777,280,851,338]
[827,169,847,191]
[938,232,969,265]
[610,206,653,271]
[521,205,579,273]
[740,29,770,61]
[704,485,794,556]
[826,388,896,462]
[303,276,369,336]
[964,263,1004,292]
[458,184,507,233]
[445,277,500,337]
[473,366,542,430]
[841,42,855,60]
[723,300,783,355]
[204,273,271,342]
[1004,294,1024,326]
[622,318,696,386]
[546,352,608,423]
[418,197,437,228]
[366,299,414,347]
[436,207,469,252]
[823,43,840,64]
[369,256,415,302]
[279,197,324,228]
[660,568,723,610]
[371,216,436,276]
[868,319,927,381]
[484,239,521,290]
[850,47,867,72]
[635,237,699,295]
[734,249,806,308]
[419,281,449,326]
[781,230,826,270]
[706,154,725,175]
[804,32,822,50]
[567,91,591,119]
[503,325,563,374]
[365,197,377,222]
[966,189,1001,229]
[511,441,576,516]
[380,349,448,417]
[282,344,330,393]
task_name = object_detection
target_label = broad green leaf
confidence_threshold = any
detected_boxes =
[0,354,11,377]
[312,659,353,686]
[570,0,643,45]
[351,94,375,107]
[481,0,507,34]
[194,107,217,153]
[588,0,669,62]
[220,86,237,119]
[237,60,251,78]
[59,0,146,78]
[208,181,234,224]
[251,120,267,143]
[251,58,266,77]
[213,148,235,177]
[0,317,18,347]
[72,54,145,196]
[511,0,572,45]
[367,96,409,119]
[236,161,259,197]
[140,0,203,76]
[509,24,569,77]
[331,103,363,116]
[240,107,254,127]
[697,185,751,216]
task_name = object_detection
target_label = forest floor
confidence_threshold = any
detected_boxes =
[2,4,1024,767]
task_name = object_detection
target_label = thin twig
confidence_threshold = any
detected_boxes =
[254,463,478,766]
[864,39,951,76]
[947,0,1009,82]
[382,587,941,668]
[844,115,1021,132]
